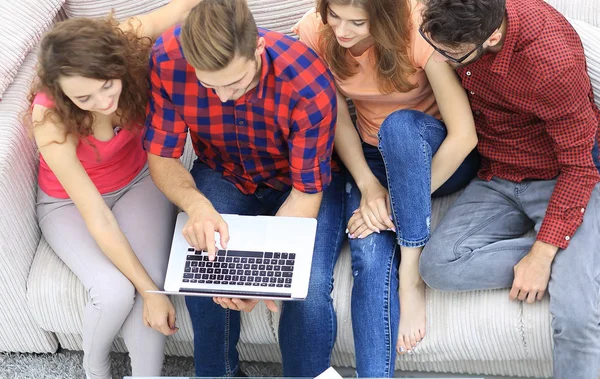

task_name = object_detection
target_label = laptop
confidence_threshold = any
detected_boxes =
[149,212,318,300]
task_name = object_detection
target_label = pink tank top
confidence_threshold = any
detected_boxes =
[34,92,147,199]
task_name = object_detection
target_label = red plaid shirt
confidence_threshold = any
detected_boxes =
[143,26,337,195]
[457,0,600,249]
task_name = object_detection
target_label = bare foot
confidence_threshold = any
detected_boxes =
[397,281,426,355]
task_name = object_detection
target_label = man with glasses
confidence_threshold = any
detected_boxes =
[416,0,600,378]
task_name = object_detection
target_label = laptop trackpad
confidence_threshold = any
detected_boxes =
[216,214,268,251]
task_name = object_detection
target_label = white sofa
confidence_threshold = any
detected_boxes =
[0,0,598,378]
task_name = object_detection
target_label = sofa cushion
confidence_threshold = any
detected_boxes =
[27,236,279,346]
[63,0,169,20]
[0,41,60,354]
[247,0,314,36]
[0,0,64,99]
[568,19,600,108]
[546,0,600,27]
[63,0,314,37]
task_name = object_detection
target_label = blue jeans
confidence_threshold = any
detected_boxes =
[348,110,479,377]
[185,161,346,377]
[420,179,600,379]
[420,136,600,379]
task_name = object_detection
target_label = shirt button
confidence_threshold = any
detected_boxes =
[238,120,245,125]
[581,208,585,213]
[565,236,571,241]
[470,91,475,95]
[466,71,472,76]
[475,111,481,115]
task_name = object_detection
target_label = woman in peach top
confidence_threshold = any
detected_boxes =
[294,0,479,375]
[25,1,201,378]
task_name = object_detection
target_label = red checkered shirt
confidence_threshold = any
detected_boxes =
[143,26,337,195]
[457,0,600,249]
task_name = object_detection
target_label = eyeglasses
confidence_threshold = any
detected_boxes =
[418,27,486,64]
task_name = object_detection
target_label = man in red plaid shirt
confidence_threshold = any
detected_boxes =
[143,1,345,377]
[417,0,600,377]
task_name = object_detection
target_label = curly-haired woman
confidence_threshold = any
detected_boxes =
[25,1,201,378]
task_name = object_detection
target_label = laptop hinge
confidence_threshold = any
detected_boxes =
[179,288,292,298]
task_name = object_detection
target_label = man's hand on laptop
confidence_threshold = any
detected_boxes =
[213,297,279,313]
[183,201,230,261]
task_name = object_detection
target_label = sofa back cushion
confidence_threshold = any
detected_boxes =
[64,0,314,36]
[63,0,169,20]
[547,0,600,28]
[0,0,65,100]
[567,19,600,109]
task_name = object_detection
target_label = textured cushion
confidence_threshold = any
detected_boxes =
[28,236,278,346]
[568,19,600,108]
[63,0,169,20]
[248,0,314,36]
[546,0,600,27]
[63,0,314,36]
[0,43,59,353]
[0,0,64,99]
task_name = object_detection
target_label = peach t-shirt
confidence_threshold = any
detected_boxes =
[293,0,439,146]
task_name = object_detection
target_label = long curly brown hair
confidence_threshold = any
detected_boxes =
[25,16,152,138]
[316,0,417,94]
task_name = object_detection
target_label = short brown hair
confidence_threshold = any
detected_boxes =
[316,0,416,94]
[181,0,258,71]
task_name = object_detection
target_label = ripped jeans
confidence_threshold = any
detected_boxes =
[346,110,479,377]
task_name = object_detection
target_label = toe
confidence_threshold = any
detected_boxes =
[415,330,423,343]
[397,335,408,355]
[409,333,417,349]
[419,327,426,340]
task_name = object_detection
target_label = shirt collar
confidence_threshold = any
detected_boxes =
[247,50,270,104]
[490,0,519,76]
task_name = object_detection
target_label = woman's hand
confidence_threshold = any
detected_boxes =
[348,179,395,238]
[143,293,178,336]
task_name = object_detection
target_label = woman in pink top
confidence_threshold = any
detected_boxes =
[294,0,479,375]
[25,2,201,378]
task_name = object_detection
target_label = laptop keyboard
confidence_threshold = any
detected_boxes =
[182,248,296,288]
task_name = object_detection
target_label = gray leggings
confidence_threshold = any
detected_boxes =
[37,166,176,379]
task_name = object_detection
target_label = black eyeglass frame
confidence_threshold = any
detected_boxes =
[418,27,490,64]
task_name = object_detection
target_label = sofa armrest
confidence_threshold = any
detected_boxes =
[0,46,57,353]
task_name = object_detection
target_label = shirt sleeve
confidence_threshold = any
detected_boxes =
[287,86,337,194]
[410,2,435,69]
[143,51,189,159]
[534,65,600,249]
[291,8,323,55]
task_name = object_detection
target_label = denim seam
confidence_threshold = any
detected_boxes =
[382,244,399,377]
[452,207,514,260]
[377,140,404,243]
[224,309,233,376]
[514,182,532,209]
[397,235,430,248]
[325,196,347,367]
